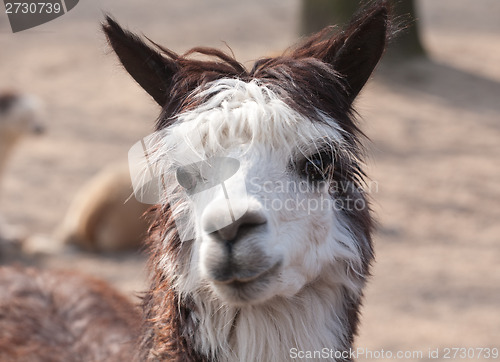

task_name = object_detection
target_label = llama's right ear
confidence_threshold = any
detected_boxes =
[331,4,388,102]
[102,16,177,106]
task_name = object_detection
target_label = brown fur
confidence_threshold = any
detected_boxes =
[0,266,140,362]
[137,204,208,361]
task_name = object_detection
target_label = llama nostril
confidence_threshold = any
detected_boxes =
[214,210,267,243]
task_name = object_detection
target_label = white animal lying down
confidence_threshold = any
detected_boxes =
[0,91,44,181]
[0,91,44,248]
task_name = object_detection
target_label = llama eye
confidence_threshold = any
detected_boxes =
[299,153,333,182]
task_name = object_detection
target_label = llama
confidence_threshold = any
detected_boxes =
[108,2,388,360]
[55,163,150,252]
[0,91,43,247]
[0,266,141,361]
[0,91,43,187]
[0,2,389,361]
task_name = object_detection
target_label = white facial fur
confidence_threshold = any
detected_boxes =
[150,78,366,301]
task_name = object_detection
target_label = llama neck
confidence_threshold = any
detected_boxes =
[141,270,362,362]
[193,277,360,362]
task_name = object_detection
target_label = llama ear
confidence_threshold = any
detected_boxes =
[102,16,177,106]
[331,4,388,102]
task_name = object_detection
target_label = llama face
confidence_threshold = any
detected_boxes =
[105,3,386,307]
[138,78,368,305]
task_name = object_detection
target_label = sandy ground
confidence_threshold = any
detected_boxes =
[1,0,499,360]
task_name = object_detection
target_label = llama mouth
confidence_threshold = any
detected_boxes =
[210,261,283,304]
[213,261,282,287]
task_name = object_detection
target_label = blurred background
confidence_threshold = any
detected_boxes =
[1,0,499,360]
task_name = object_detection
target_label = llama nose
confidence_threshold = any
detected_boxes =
[203,205,267,243]
[217,210,267,242]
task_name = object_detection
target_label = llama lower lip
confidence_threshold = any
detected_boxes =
[214,261,282,287]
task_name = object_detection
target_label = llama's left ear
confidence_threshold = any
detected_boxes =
[102,16,178,106]
[331,4,388,102]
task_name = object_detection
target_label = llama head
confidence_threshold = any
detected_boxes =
[0,92,44,142]
[104,3,387,307]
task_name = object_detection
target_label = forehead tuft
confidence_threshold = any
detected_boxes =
[165,78,345,155]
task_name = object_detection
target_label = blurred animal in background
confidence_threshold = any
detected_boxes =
[0,91,44,184]
[0,91,44,254]
[55,163,150,253]
[0,266,141,361]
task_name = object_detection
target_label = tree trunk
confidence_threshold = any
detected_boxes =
[388,0,426,58]
[300,0,358,35]
[300,0,426,59]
